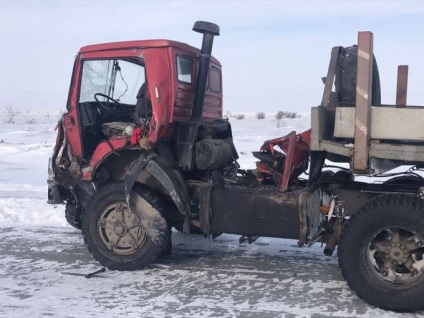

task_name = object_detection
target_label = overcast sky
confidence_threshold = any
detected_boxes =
[0,0,423,113]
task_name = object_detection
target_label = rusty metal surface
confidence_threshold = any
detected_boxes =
[211,183,301,239]
[353,32,374,173]
[320,140,354,158]
[279,131,297,192]
[191,180,213,234]
[321,46,342,107]
[369,142,424,162]
[310,107,321,151]
[396,65,409,108]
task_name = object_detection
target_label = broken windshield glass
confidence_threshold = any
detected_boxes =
[79,59,145,105]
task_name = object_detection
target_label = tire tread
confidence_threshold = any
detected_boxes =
[338,195,424,312]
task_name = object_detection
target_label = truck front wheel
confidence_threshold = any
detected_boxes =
[338,195,424,312]
[65,201,82,230]
[82,183,169,270]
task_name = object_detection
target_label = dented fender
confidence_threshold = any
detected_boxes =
[125,151,191,219]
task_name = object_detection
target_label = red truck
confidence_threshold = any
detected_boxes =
[47,21,424,312]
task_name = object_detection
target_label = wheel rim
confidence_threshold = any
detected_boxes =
[97,201,147,255]
[366,227,424,286]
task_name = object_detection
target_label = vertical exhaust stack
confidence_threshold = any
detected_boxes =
[191,21,220,121]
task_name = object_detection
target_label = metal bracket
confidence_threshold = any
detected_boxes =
[353,31,374,174]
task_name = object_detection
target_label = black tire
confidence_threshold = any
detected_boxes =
[82,182,169,270]
[338,195,424,312]
[338,46,381,107]
[331,170,352,181]
[383,175,424,187]
[65,202,82,230]
[317,170,334,182]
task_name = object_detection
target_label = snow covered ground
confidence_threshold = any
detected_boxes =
[0,111,422,318]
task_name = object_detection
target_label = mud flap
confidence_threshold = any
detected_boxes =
[128,188,168,246]
[47,179,63,204]
[125,152,148,200]
[125,152,192,233]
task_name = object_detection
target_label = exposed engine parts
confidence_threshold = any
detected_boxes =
[194,138,233,170]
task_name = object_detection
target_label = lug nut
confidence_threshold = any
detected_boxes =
[369,244,375,250]
[381,269,389,277]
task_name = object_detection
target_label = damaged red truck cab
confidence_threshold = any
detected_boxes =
[59,39,223,177]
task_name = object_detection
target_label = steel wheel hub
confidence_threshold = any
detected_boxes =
[367,228,424,284]
[114,223,127,236]
[97,202,147,256]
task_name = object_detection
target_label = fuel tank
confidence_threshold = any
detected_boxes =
[210,183,301,240]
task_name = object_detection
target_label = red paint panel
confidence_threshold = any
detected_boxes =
[65,55,83,158]
[257,129,310,192]
[142,48,173,143]
[82,40,188,54]
[82,139,128,180]
[174,88,195,120]
[79,39,221,66]
[67,49,140,159]
[196,92,222,121]
[171,51,223,122]
[173,49,197,122]
[279,132,297,192]
[67,41,223,155]
[171,49,197,122]
[63,110,81,158]
[202,63,223,121]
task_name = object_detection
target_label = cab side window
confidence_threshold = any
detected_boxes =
[210,67,221,93]
[176,56,192,84]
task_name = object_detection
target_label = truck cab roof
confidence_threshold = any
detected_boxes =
[79,39,221,65]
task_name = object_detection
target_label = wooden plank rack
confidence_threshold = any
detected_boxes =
[310,31,424,175]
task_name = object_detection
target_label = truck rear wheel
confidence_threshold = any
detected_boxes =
[338,195,424,312]
[82,183,169,270]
